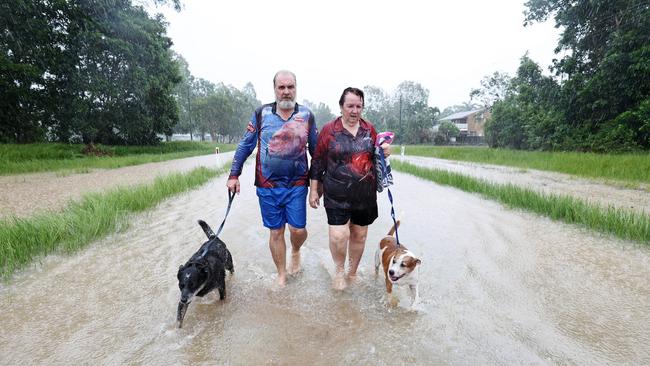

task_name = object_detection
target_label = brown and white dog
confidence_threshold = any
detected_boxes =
[375,220,421,307]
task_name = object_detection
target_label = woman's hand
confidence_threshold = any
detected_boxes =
[309,179,321,208]
[309,189,320,209]
[381,143,391,158]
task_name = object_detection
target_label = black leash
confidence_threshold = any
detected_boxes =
[215,190,236,238]
[378,147,400,246]
[198,190,236,259]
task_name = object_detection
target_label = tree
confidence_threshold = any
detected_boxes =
[395,81,429,106]
[242,82,257,101]
[484,97,527,149]
[484,55,562,150]
[302,99,335,128]
[225,84,258,142]
[187,81,258,143]
[524,0,650,151]
[440,102,481,118]
[470,71,513,108]
[437,121,460,143]
[0,0,67,142]
[75,3,180,145]
[204,85,234,141]
[1,0,182,145]
[171,52,194,138]
[393,81,434,143]
[360,83,441,144]
[363,85,392,131]
[402,103,438,144]
[218,85,239,140]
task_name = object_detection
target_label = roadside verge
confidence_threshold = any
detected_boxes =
[392,159,650,245]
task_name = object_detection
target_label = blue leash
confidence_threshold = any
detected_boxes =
[378,147,400,246]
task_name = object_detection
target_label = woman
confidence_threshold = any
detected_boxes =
[309,87,390,290]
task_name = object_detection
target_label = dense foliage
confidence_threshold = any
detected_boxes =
[171,54,259,143]
[483,0,650,152]
[0,2,446,146]
[1,0,181,145]
[302,99,335,127]
[363,81,440,144]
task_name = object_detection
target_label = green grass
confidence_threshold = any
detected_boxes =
[392,160,650,245]
[0,164,229,279]
[0,142,236,175]
[403,146,650,184]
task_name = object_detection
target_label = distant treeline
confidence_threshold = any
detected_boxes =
[2,0,648,151]
[0,0,331,145]
[473,0,650,152]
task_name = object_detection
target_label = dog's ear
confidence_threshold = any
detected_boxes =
[177,265,184,278]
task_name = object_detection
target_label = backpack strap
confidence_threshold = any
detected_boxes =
[255,107,263,149]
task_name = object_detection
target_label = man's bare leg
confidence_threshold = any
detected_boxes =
[346,223,368,284]
[287,225,307,275]
[269,226,287,286]
[329,223,350,290]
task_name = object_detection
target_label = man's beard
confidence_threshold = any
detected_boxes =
[277,99,296,109]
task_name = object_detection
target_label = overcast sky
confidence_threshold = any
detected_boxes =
[151,0,562,113]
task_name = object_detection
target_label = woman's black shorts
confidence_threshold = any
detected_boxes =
[325,205,378,226]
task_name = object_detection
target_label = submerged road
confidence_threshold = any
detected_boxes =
[1,155,649,365]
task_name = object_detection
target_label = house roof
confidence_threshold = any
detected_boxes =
[439,109,484,121]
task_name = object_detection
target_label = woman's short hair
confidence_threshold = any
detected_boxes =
[338,87,364,108]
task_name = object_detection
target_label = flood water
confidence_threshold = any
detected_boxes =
[394,155,650,215]
[1,162,649,365]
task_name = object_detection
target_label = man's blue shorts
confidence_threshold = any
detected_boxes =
[256,186,307,230]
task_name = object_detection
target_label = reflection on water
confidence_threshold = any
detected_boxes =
[1,163,649,365]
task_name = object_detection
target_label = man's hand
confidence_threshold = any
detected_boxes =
[226,177,240,194]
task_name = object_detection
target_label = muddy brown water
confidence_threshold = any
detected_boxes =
[1,157,649,365]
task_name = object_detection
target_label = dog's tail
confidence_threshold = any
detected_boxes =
[198,219,216,239]
[387,220,401,236]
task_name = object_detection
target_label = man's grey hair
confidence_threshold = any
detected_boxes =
[273,70,297,87]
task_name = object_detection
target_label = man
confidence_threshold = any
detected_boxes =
[227,70,318,286]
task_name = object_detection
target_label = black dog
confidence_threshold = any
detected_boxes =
[176,219,234,328]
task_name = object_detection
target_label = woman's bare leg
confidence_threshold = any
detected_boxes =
[347,223,368,282]
[329,222,350,290]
